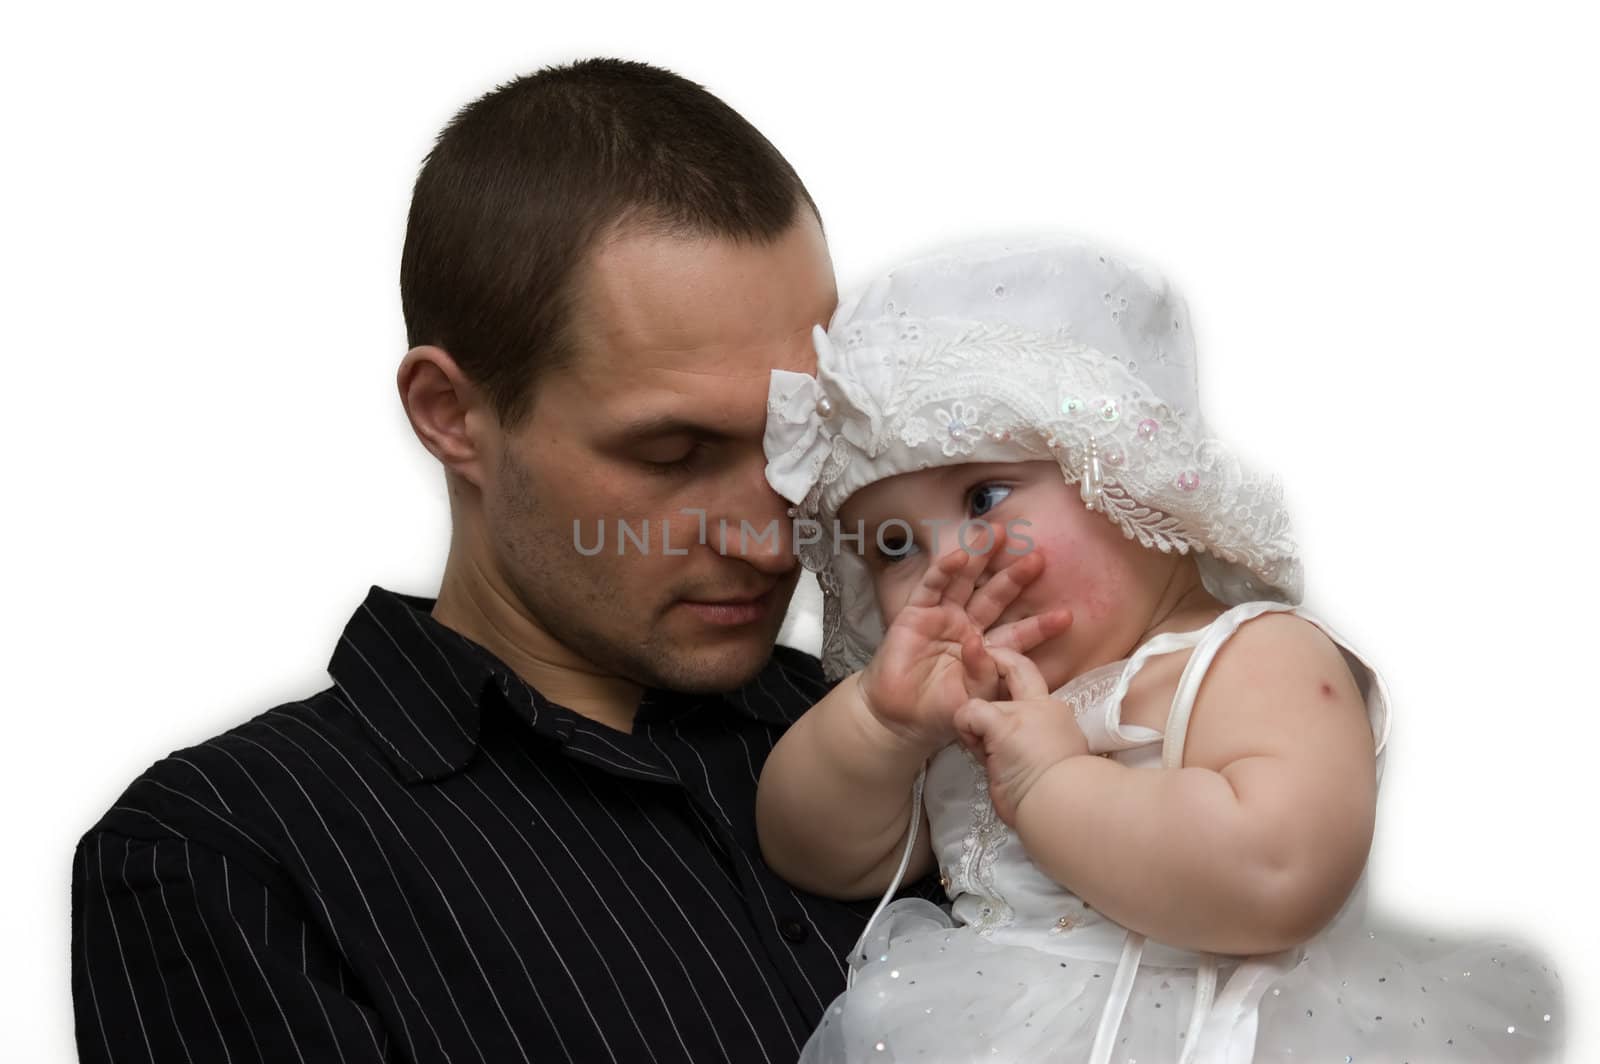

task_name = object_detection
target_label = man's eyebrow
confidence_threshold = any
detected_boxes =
[608,414,741,441]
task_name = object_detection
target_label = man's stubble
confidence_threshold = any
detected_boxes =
[491,448,790,696]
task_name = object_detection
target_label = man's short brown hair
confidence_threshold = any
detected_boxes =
[400,58,821,429]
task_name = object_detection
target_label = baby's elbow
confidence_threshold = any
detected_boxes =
[1247,846,1367,953]
[1230,786,1374,953]
[1249,880,1337,953]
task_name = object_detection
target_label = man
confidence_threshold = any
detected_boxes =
[72,59,892,1063]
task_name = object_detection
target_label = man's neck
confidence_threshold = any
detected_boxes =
[432,553,643,733]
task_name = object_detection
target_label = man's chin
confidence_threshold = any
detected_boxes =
[646,614,786,693]
[651,646,776,694]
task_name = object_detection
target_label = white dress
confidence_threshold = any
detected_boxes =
[800,602,1564,1063]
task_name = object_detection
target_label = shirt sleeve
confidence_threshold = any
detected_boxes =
[72,831,392,1063]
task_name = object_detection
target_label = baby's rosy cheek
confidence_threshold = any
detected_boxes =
[1035,547,1129,627]
[1074,584,1125,629]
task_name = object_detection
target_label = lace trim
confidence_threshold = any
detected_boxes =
[1053,659,1129,719]
[955,747,1015,933]
[950,659,1130,929]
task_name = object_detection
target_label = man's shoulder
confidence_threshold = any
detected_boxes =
[78,685,365,861]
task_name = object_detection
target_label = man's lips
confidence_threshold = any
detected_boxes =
[677,587,777,626]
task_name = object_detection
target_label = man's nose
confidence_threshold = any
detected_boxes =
[717,467,797,575]
[731,508,797,575]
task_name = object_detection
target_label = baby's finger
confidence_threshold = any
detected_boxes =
[960,630,997,692]
[953,697,1001,741]
[986,608,1073,654]
[987,646,1051,700]
[938,537,993,610]
[965,550,1042,630]
[904,545,972,610]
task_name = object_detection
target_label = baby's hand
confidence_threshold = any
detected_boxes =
[955,647,1091,824]
[858,527,1072,753]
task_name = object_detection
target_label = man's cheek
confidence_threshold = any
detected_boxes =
[649,507,708,556]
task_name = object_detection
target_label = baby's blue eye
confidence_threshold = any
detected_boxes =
[968,483,1012,517]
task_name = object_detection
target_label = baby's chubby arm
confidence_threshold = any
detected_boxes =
[966,615,1376,955]
[756,670,938,900]
[756,537,1071,900]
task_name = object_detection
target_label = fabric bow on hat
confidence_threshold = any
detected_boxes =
[763,325,895,507]
[763,364,831,507]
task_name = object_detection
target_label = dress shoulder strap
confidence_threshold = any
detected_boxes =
[1100,608,1266,753]
[1158,601,1393,771]
[1160,601,1298,768]
[1106,627,1210,726]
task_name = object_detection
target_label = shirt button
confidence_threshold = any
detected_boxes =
[779,918,808,943]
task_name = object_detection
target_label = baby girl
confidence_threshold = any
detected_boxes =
[757,240,1562,1062]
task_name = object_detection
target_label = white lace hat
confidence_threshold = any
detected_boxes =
[764,238,1300,680]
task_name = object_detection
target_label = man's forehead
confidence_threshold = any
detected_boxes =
[548,343,811,439]
[548,217,832,430]
[569,220,832,370]
[562,294,822,418]
[577,335,816,383]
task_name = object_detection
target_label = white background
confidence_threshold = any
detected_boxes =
[5,2,1595,1059]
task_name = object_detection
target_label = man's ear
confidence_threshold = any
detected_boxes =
[397,345,496,490]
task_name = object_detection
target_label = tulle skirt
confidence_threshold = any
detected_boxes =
[798,900,1564,1063]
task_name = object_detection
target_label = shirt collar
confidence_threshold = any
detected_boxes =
[327,585,824,783]
[327,586,497,784]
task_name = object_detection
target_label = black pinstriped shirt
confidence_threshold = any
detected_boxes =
[71,585,922,1063]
